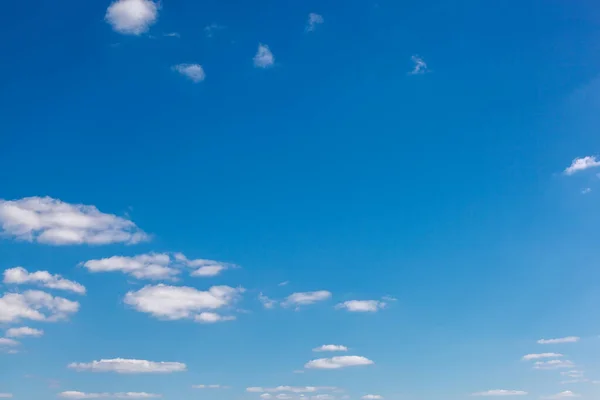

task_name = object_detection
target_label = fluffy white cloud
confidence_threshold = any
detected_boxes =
[306,13,324,32]
[68,358,186,374]
[409,55,428,75]
[313,345,348,352]
[105,0,158,35]
[59,392,161,399]
[335,300,385,312]
[6,326,43,338]
[471,391,528,396]
[304,356,374,369]
[522,353,563,361]
[172,64,205,83]
[4,266,86,294]
[0,290,79,323]
[362,395,382,399]
[194,312,235,324]
[534,360,575,370]
[0,196,148,245]
[258,293,277,309]
[0,338,19,347]
[124,284,243,320]
[564,156,600,175]
[81,253,233,280]
[192,385,227,389]
[542,391,580,399]
[254,44,275,68]
[537,337,580,344]
[282,291,331,307]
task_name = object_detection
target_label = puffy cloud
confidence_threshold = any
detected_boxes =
[471,391,528,396]
[313,345,348,352]
[304,356,374,369]
[4,266,85,294]
[254,44,275,68]
[537,337,580,344]
[409,55,428,75]
[522,353,563,361]
[282,291,331,307]
[564,156,600,175]
[59,392,161,399]
[335,300,385,312]
[258,293,277,309]
[0,290,79,323]
[105,0,158,35]
[0,196,148,245]
[124,284,243,320]
[542,391,580,399]
[172,64,205,83]
[81,253,233,280]
[5,326,43,338]
[306,13,324,32]
[361,395,382,399]
[194,312,235,324]
[534,360,575,370]
[68,358,186,374]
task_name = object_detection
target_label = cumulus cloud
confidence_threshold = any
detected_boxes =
[81,253,233,280]
[282,291,331,307]
[542,391,580,399]
[258,293,277,309]
[0,196,148,245]
[361,395,382,399]
[0,290,79,323]
[313,345,348,352]
[105,0,158,35]
[172,64,205,83]
[522,353,563,361]
[538,337,580,344]
[335,300,385,312]
[534,360,575,370]
[409,55,428,75]
[304,356,374,369]
[254,44,275,68]
[471,391,528,396]
[4,267,85,294]
[5,326,43,338]
[68,358,186,374]
[306,13,324,32]
[59,392,161,399]
[124,284,243,320]
[564,156,600,175]
[194,312,236,324]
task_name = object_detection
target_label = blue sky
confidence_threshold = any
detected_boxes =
[1,0,600,399]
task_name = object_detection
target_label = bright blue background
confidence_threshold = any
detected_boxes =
[1,0,600,399]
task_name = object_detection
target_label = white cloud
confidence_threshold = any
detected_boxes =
[564,156,600,175]
[542,391,580,399]
[335,300,385,312]
[164,32,180,38]
[306,13,324,32]
[247,387,337,394]
[313,345,348,352]
[0,394,12,399]
[0,290,79,323]
[194,312,236,324]
[254,44,275,68]
[304,356,374,369]
[278,281,289,286]
[471,390,528,396]
[522,353,563,361]
[68,358,186,374]
[537,337,580,344]
[0,338,20,347]
[59,392,161,399]
[4,266,86,294]
[124,284,243,320]
[561,371,584,378]
[409,55,428,75]
[282,291,331,307]
[192,385,227,389]
[172,64,205,83]
[0,196,148,245]
[5,326,43,338]
[534,360,575,370]
[258,293,277,309]
[81,253,233,280]
[105,0,158,35]
[362,395,382,399]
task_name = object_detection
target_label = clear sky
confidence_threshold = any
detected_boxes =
[1,1,600,400]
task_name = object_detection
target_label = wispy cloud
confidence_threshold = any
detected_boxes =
[564,156,600,175]
[537,337,580,345]
[59,392,161,399]
[172,64,206,83]
[192,385,228,389]
[254,44,275,68]
[258,293,277,309]
[533,360,575,370]
[105,0,158,35]
[408,55,428,75]
[522,353,563,361]
[163,32,180,38]
[581,188,591,194]
[68,358,186,374]
[541,391,580,399]
[471,390,527,396]
[204,23,224,38]
[282,291,331,308]
[306,13,324,32]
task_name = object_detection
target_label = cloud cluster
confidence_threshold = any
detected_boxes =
[59,392,161,399]
[0,196,148,245]
[0,290,79,323]
[304,355,374,369]
[4,267,85,294]
[105,0,158,35]
[68,358,186,374]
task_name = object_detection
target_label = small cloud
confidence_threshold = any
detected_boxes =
[172,64,205,83]
[522,353,563,361]
[335,300,385,312]
[304,355,374,369]
[105,0,158,36]
[194,312,235,324]
[537,337,580,344]
[278,281,289,287]
[0,394,12,399]
[581,188,591,194]
[282,291,331,308]
[561,371,584,378]
[361,395,382,400]
[192,385,228,389]
[313,345,348,352]
[564,156,600,175]
[59,391,161,399]
[533,360,575,370]
[408,55,428,75]
[306,13,324,32]
[254,44,275,68]
[0,338,20,347]
[471,390,527,396]
[204,23,224,38]
[164,32,180,38]
[258,293,277,309]
[541,391,580,399]
[67,358,186,374]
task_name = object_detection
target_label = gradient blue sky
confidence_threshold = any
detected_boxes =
[1,0,600,400]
